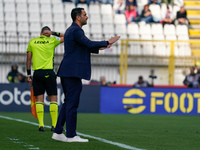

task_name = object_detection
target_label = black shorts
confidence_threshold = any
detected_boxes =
[32,70,57,96]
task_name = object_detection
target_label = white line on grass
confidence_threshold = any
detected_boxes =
[0,115,145,150]
[8,137,40,150]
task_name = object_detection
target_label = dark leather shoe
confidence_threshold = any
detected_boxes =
[39,126,45,131]
[51,126,54,132]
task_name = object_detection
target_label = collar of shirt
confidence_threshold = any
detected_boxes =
[40,35,47,38]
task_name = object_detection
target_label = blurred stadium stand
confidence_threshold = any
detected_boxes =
[0,0,199,85]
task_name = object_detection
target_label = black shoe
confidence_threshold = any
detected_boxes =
[51,126,54,132]
[39,126,45,132]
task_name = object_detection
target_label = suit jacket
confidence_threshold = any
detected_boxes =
[57,22,108,80]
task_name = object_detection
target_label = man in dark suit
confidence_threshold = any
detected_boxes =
[52,8,120,142]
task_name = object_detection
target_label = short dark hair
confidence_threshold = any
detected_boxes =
[191,66,195,70]
[139,76,143,80]
[71,7,84,22]
[41,26,51,33]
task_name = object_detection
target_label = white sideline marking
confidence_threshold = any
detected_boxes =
[8,137,39,150]
[0,115,145,150]
[77,132,145,150]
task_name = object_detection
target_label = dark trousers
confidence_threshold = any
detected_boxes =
[54,77,82,137]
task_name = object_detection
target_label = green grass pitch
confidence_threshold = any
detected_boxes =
[0,112,200,150]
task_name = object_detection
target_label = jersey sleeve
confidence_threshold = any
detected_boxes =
[53,37,61,48]
[27,41,32,52]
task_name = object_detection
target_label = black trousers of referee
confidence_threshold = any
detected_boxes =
[54,77,82,137]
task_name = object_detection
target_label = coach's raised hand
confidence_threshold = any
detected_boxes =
[99,36,120,50]
[108,36,120,46]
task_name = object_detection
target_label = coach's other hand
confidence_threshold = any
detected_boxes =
[108,36,120,45]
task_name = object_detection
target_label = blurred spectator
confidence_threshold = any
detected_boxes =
[125,4,138,25]
[149,0,162,22]
[195,61,200,74]
[174,6,189,26]
[149,75,157,86]
[113,0,126,14]
[183,67,199,88]
[162,6,174,26]
[133,76,152,87]
[17,73,27,83]
[75,0,91,7]
[100,76,112,86]
[161,0,173,4]
[101,0,114,6]
[125,0,137,10]
[7,63,21,83]
[139,4,153,23]
[148,0,161,5]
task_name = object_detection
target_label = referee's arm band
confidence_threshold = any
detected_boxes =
[52,31,60,37]
[27,69,31,76]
